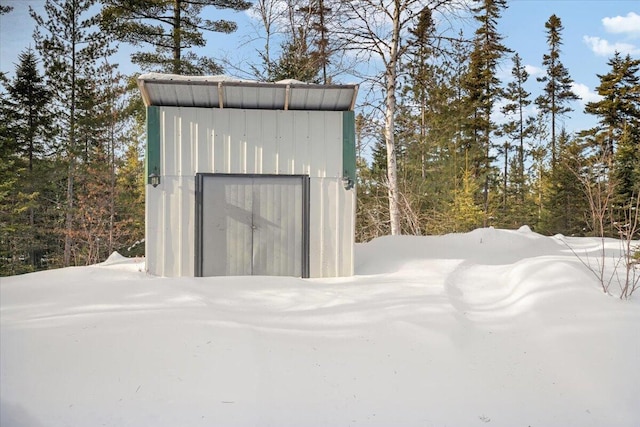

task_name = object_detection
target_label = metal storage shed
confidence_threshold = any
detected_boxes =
[138,74,358,278]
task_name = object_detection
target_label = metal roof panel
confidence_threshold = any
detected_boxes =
[137,74,358,111]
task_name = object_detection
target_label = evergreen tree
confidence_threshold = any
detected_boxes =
[338,0,459,235]
[73,143,112,264]
[0,85,22,275]
[0,49,55,274]
[74,56,135,262]
[116,137,146,256]
[613,125,640,203]
[269,27,322,82]
[2,48,52,173]
[538,130,589,235]
[31,0,112,266]
[583,53,640,226]
[398,27,477,234]
[101,0,251,75]
[298,0,333,83]
[449,158,484,232]
[535,14,579,169]
[500,54,534,201]
[463,0,511,223]
[355,126,390,241]
[584,53,640,160]
[497,53,536,226]
[392,8,435,234]
[405,7,435,181]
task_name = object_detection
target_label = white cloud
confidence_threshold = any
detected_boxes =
[602,12,640,36]
[583,35,640,56]
[524,64,544,78]
[571,82,602,105]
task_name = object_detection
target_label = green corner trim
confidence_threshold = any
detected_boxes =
[147,106,160,184]
[342,111,356,190]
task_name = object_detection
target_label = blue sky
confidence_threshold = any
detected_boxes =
[497,1,640,132]
[1,0,639,134]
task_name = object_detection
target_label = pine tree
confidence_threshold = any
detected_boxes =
[613,125,640,205]
[584,53,640,225]
[269,27,322,82]
[74,56,135,262]
[355,126,390,241]
[528,111,550,227]
[535,14,579,169]
[464,0,511,224]
[449,158,484,233]
[501,54,534,200]
[405,7,435,181]
[116,138,146,256]
[1,49,55,273]
[0,85,22,275]
[2,49,53,173]
[73,143,113,264]
[497,53,536,226]
[538,130,589,235]
[337,0,456,235]
[101,0,251,75]
[31,0,112,266]
[298,0,333,83]
[584,53,639,159]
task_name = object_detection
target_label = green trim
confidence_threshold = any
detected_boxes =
[146,106,161,184]
[342,111,356,190]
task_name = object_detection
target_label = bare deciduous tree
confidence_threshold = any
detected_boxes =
[333,0,456,235]
[614,192,640,299]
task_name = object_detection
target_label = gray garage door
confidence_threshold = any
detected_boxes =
[195,174,310,277]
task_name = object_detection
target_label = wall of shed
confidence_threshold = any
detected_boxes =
[145,106,355,278]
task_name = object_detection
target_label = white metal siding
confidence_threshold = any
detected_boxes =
[159,107,342,177]
[146,107,354,277]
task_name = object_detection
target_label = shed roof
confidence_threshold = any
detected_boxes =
[137,73,358,111]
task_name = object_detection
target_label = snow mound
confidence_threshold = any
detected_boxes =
[517,224,533,233]
[101,251,128,265]
[356,227,564,274]
[99,252,145,272]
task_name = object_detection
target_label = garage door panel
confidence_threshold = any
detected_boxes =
[196,174,308,277]
[252,176,303,276]
[201,176,252,276]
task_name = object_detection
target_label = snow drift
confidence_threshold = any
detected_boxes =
[1,227,639,427]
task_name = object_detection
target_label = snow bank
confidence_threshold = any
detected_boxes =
[98,252,145,272]
[2,228,639,427]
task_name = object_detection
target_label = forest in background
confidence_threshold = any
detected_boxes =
[1,0,639,276]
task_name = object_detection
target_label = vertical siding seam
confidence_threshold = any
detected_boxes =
[161,189,166,276]
[212,126,217,172]
[178,177,183,276]
[242,141,247,174]
[337,184,343,276]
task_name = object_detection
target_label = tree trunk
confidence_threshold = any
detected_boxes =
[385,3,401,236]
[63,4,78,267]
[503,141,508,211]
[385,75,401,235]
[173,0,181,74]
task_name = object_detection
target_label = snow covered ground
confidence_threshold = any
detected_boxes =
[1,227,639,427]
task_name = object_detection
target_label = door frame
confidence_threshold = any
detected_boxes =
[194,173,310,278]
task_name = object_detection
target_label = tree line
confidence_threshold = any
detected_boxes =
[1,0,638,276]
[342,1,639,245]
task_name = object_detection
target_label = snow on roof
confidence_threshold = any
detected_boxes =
[137,73,358,111]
